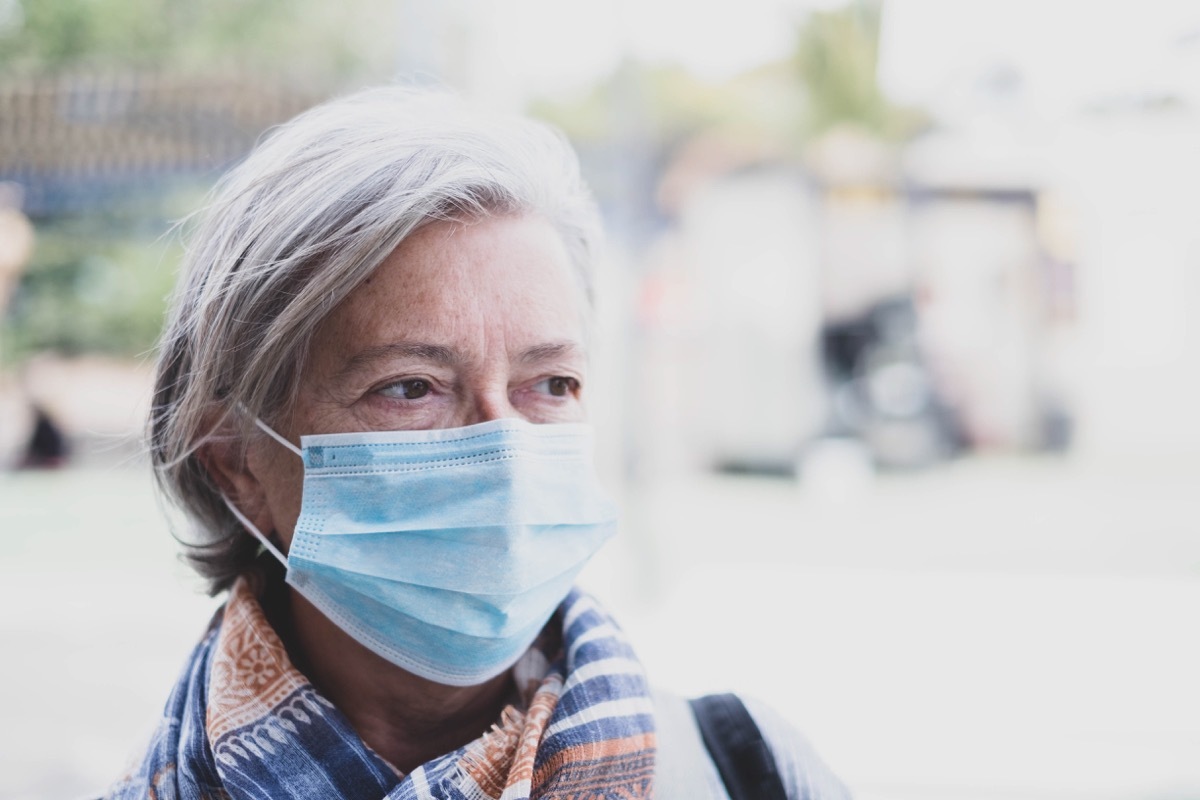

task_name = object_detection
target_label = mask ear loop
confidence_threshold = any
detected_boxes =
[220,406,303,567]
[223,496,289,567]
[253,416,303,458]
[232,400,303,458]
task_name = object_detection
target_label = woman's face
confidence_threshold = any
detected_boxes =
[238,213,591,547]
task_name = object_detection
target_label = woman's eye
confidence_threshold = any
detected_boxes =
[538,376,579,397]
[379,379,431,400]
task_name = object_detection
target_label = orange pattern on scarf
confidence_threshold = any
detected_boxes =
[207,579,310,742]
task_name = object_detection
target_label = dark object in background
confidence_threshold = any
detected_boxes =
[819,294,966,470]
[18,404,69,469]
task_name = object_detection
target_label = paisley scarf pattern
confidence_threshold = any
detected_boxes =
[105,579,655,799]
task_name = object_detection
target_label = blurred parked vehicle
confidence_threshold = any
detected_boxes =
[817,294,967,471]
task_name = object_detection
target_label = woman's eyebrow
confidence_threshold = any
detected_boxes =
[519,341,583,364]
[337,342,461,379]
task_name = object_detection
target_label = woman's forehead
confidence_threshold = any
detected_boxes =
[305,216,589,374]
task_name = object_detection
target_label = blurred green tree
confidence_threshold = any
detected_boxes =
[792,0,925,140]
[0,0,395,80]
[0,194,191,364]
[531,1,925,157]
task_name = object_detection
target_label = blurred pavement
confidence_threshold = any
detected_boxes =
[599,451,1200,800]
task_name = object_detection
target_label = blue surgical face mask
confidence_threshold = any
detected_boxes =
[224,417,618,686]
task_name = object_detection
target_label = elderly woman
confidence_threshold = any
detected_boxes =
[107,86,850,799]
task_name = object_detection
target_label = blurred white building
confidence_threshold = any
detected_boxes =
[880,0,1200,459]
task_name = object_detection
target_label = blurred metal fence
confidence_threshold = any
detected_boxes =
[0,71,326,216]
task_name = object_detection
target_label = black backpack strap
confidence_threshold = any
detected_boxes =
[689,692,788,800]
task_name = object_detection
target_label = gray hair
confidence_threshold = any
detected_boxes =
[150,85,602,594]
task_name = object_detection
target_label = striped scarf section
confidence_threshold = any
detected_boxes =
[104,580,656,800]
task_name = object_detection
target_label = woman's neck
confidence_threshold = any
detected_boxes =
[272,583,517,774]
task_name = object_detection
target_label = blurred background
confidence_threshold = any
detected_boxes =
[2,1,1199,798]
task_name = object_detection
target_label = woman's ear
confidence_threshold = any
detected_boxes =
[197,414,275,537]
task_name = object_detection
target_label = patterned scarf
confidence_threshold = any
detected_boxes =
[105,579,656,799]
